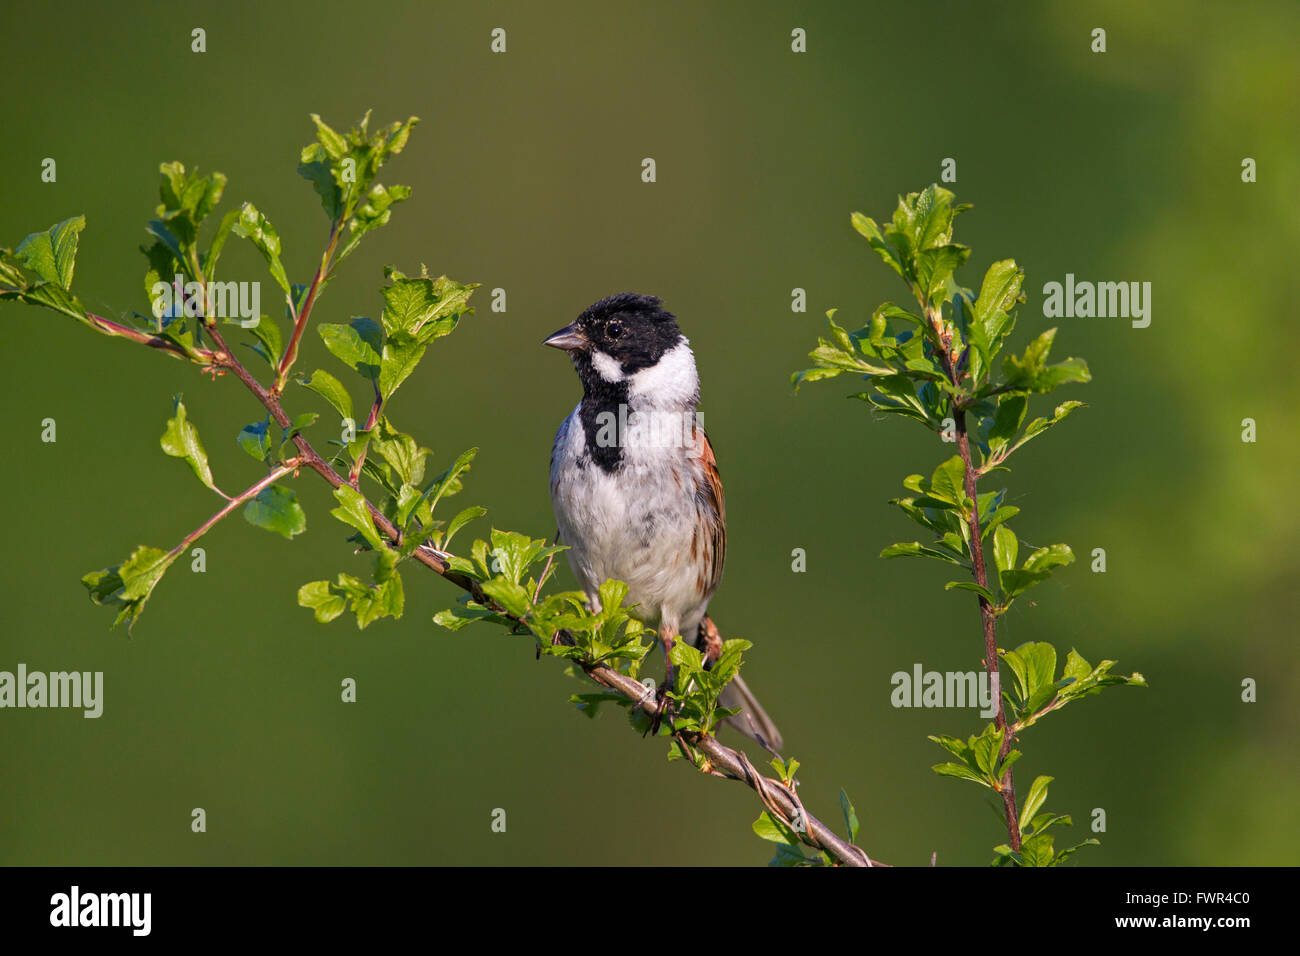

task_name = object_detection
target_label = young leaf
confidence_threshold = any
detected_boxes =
[838,789,861,842]
[929,455,967,507]
[880,541,964,565]
[992,525,1018,575]
[319,317,382,381]
[81,545,178,632]
[160,395,218,493]
[299,369,354,420]
[237,420,273,461]
[231,203,292,299]
[243,485,306,539]
[298,580,347,623]
[1019,775,1053,834]
[14,214,85,288]
[944,581,997,602]
[330,484,385,550]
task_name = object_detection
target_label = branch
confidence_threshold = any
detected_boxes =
[194,314,882,867]
[274,223,340,393]
[348,384,384,487]
[87,312,217,362]
[929,303,1021,853]
[165,460,300,561]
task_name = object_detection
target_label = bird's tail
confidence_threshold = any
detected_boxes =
[718,672,784,754]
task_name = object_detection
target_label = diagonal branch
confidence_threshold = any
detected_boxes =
[195,322,884,867]
[166,460,300,561]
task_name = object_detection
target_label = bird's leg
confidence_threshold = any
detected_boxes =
[648,626,679,736]
[699,615,723,666]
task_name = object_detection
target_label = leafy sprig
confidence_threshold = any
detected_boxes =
[1,112,875,867]
[795,185,1144,865]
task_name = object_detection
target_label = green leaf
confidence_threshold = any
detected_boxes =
[297,580,347,623]
[245,315,283,368]
[1003,642,1057,712]
[443,505,486,548]
[237,420,273,461]
[423,446,478,515]
[299,369,354,421]
[298,114,349,220]
[350,564,404,629]
[880,541,964,565]
[916,243,970,300]
[999,545,1074,599]
[1024,543,1074,573]
[319,317,382,381]
[980,505,1019,540]
[767,842,818,867]
[1019,775,1053,834]
[369,419,431,486]
[282,412,318,454]
[330,484,385,550]
[909,184,963,251]
[973,259,1024,330]
[378,338,426,400]
[929,455,967,507]
[1052,839,1100,866]
[945,580,996,602]
[987,394,1027,452]
[202,209,240,281]
[790,366,845,390]
[1003,328,1091,393]
[302,561,405,630]
[1019,832,1056,867]
[752,811,800,846]
[992,525,1018,575]
[298,113,419,255]
[231,202,292,299]
[337,183,414,260]
[971,723,1004,777]
[81,545,178,632]
[14,215,85,288]
[1063,648,1092,683]
[838,789,860,842]
[380,269,475,340]
[850,212,904,278]
[159,395,218,492]
[243,485,306,539]
[932,762,993,788]
[433,603,509,631]
[1007,401,1087,458]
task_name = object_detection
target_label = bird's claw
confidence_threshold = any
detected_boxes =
[646,680,678,738]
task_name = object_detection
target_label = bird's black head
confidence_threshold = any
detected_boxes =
[543,293,683,386]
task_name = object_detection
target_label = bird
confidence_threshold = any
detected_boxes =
[544,292,783,751]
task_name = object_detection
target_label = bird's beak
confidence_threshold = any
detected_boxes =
[543,322,587,352]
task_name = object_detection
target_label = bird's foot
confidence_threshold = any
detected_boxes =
[646,678,679,738]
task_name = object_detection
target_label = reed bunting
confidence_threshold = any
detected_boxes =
[544,293,782,750]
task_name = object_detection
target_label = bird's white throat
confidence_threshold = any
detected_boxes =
[591,340,700,410]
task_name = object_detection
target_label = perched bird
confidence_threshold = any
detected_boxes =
[544,293,783,751]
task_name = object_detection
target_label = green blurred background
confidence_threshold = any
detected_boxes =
[2,0,1296,865]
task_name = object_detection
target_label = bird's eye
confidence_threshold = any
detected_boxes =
[607,321,624,339]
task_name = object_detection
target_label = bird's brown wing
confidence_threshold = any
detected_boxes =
[693,426,726,599]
